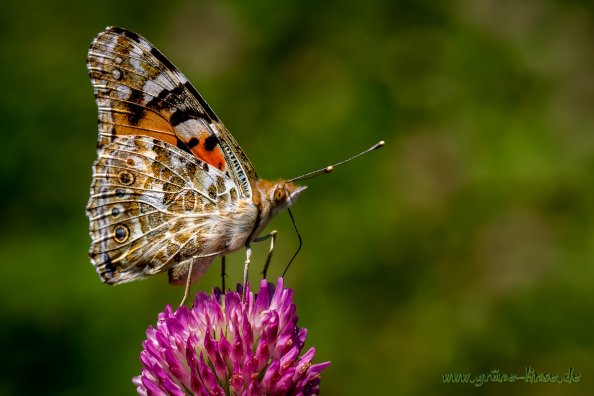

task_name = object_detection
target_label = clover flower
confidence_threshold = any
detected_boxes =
[134,278,330,395]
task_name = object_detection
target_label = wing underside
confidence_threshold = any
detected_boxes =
[86,135,240,283]
[87,26,257,199]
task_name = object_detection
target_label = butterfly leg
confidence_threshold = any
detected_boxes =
[221,255,226,291]
[179,259,195,307]
[242,243,252,300]
[253,230,277,279]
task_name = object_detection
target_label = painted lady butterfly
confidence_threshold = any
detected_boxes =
[86,27,382,303]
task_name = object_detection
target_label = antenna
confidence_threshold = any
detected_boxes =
[283,140,385,276]
[288,141,385,183]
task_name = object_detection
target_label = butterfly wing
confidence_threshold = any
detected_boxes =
[86,135,241,284]
[87,26,256,199]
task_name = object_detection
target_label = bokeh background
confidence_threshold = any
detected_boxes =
[1,0,593,395]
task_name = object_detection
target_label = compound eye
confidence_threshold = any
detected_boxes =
[273,187,285,203]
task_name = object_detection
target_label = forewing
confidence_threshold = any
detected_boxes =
[86,135,240,284]
[87,26,257,198]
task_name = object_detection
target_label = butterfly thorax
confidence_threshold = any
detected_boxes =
[188,179,306,257]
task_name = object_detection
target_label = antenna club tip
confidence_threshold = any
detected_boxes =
[325,166,334,173]
[375,141,385,149]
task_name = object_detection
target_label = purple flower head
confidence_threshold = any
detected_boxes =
[134,278,330,395]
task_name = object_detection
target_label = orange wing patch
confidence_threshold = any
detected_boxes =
[110,97,227,172]
[112,110,175,144]
[187,134,226,171]
[89,27,229,175]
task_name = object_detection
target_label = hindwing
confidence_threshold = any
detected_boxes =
[86,135,239,284]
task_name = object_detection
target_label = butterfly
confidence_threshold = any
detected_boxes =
[86,27,383,303]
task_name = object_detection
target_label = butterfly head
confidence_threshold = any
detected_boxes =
[269,181,307,217]
[255,179,307,219]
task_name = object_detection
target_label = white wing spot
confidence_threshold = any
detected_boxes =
[129,57,143,74]
[137,38,153,52]
[175,119,204,141]
[174,71,188,84]
[143,79,165,103]
[112,69,122,79]
[155,73,176,91]
[116,85,131,99]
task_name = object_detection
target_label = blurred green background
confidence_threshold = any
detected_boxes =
[1,0,593,395]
